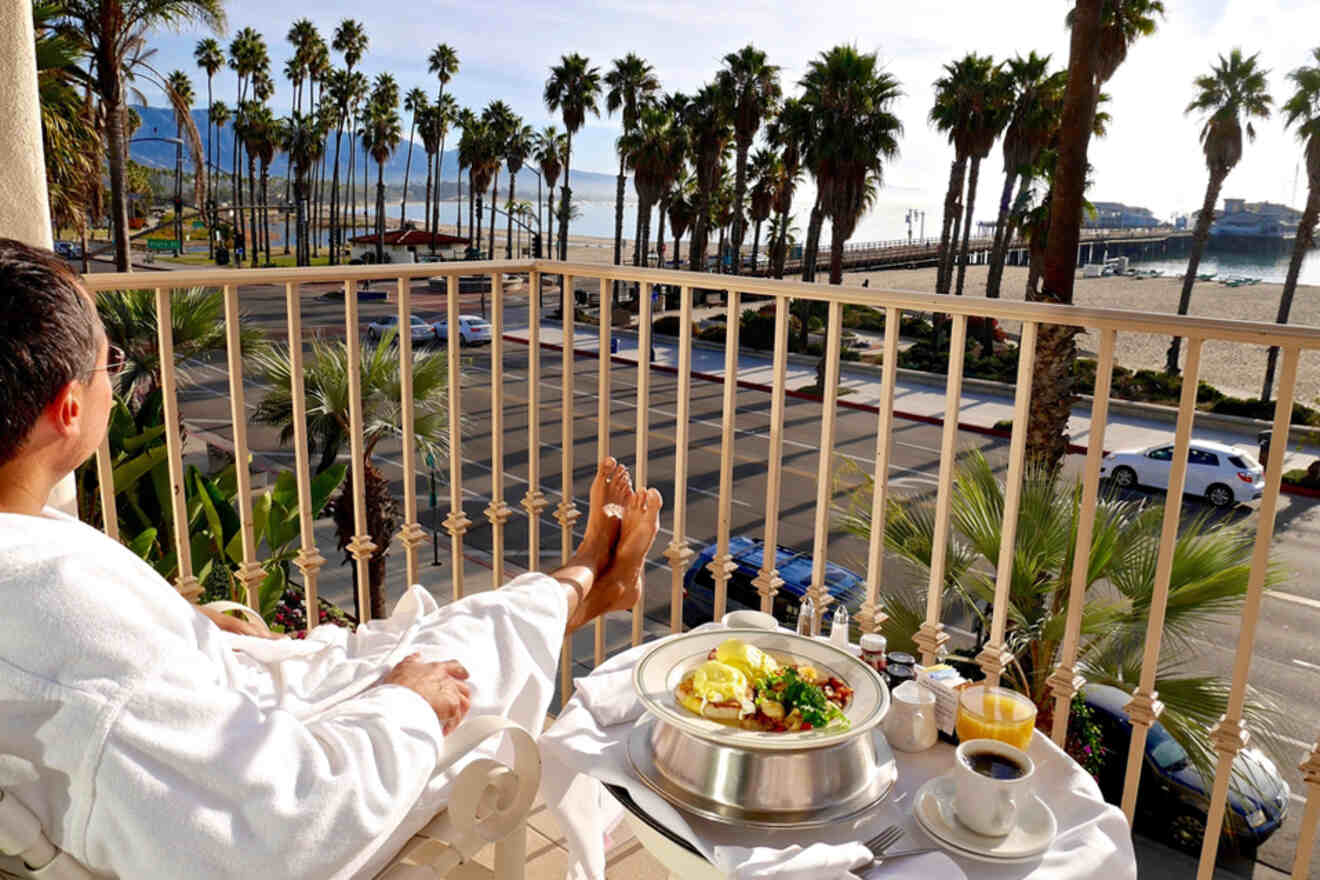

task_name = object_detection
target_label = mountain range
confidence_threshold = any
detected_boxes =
[127,104,626,201]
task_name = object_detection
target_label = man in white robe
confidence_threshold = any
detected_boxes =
[0,238,662,879]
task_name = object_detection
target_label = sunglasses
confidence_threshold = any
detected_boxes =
[93,344,127,377]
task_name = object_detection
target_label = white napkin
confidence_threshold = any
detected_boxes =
[713,842,872,879]
[573,668,643,727]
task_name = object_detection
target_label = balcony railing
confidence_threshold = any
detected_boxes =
[79,258,1320,879]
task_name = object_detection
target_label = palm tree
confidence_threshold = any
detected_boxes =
[1260,51,1320,400]
[194,38,223,258]
[304,37,330,259]
[96,287,264,400]
[238,101,275,267]
[52,0,223,271]
[684,83,733,273]
[362,87,402,264]
[953,64,1012,298]
[717,45,781,277]
[208,99,229,226]
[983,54,1067,346]
[621,104,686,273]
[400,88,429,228]
[545,53,603,260]
[667,174,695,270]
[765,96,809,279]
[504,122,535,258]
[606,54,661,288]
[282,20,316,256]
[227,27,266,262]
[333,20,368,238]
[252,334,451,619]
[747,148,778,272]
[418,100,449,242]
[799,46,904,286]
[283,110,324,266]
[1030,0,1163,468]
[325,68,352,264]
[837,450,1286,798]
[536,126,566,261]
[930,53,994,295]
[427,44,459,245]
[652,91,689,268]
[1165,49,1272,376]
[480,101,516,259]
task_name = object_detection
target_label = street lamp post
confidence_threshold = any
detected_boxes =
[130,135,186,256]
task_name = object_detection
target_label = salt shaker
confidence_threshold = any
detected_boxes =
[797,596,816,636]
[830,605,850,646]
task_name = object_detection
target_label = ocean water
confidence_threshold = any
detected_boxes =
[1125,250,1320,287]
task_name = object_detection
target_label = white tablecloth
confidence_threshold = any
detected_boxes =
[539,626,1137,880]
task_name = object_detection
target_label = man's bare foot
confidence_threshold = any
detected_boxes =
[574,457,630,574]
[589,487,663,616]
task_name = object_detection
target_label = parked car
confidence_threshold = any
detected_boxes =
[682,536,864,632]
[432,315,493,345]
[1099,439,1264,508]
[1082,684,1289,853]
[365,314,435,344]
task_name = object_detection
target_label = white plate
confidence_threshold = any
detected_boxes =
[913,774,1057,863]
[632,628,888,750]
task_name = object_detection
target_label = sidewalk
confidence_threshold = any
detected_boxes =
[505,322,1320,474]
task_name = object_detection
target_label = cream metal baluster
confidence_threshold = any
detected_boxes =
[914,313,967,665]
[443,274,471,599]
[1194,345,1299,879]
[975,321,1037,687]
[151,288,199,598]
[664,285,695,633]
[1048,328,1117,745]
[222,284,263,608]
[857,306,902,635]
[395,277,426,591]
[1294,740,1320,879]
[751,296,790,615]
[708,289,740,622]
[556,274,579,698]
[1119,337,1203,821]
[594,277,612,664]
[521,271,548,572]
[485,272,513,588]
[632,272,654,647]
[555,274,580,559]
[805,300,844,634]
[94,435,118,540]
[283,282,325,623]
[343,279,377,620]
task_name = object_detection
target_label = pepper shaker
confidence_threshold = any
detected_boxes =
[796,596,816,636]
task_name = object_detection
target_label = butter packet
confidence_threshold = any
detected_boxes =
[916,663,968,736]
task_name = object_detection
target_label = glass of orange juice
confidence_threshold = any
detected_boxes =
[956,685,1037,750]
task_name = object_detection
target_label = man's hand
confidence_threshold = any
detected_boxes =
[198,605,286,639]
[383,653,472,735]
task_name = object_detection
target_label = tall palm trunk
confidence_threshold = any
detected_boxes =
[673,226,682,271]
[954,156,983,296]
[423,150,435,240]
[205,78,215,260]
[985,170,1024,301]
[1262,178,1320,401]
[362,146,370,239]
[347,119,356,238]
[546,188,555,262]
[613,154,626,269]
[248,153,259,267]
[655,196,668,268]
[262,165,272,264]
[829,217,850,285]
[772,207,789,278]
[559,133,574,260]
[488,172,498,258]
[401,118,417,228]
[800,194,824,283]
[329,127,344,264]
[1030,0,1103,468]
[232,86,244,254]
[100,59,131,272]
[637,201,651,270]
[717,226,727,272]
[731,146,749,276]
[467,172,475,241]
[1166,170,1227,374]
[936,156,967,294]
[376,160,386,263]
[506,170,517,259]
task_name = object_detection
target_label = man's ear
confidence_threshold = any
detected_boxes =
[47,381,82,437]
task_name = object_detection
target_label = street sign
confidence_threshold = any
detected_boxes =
[147,239,179,252]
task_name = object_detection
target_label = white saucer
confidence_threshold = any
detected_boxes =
[912,774,1056,863]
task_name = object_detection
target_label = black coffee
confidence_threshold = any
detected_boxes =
[962,749,1028,780]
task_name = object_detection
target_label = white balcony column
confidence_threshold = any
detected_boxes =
[707,288,740,622]
[857,306,901,635]
[1,1,77,516]
[751,296,790,614]
[520,271,548,571]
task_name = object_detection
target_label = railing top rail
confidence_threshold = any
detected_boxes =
[79,258,1320,350]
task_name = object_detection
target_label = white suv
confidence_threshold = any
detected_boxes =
[1099,439,1265,508]
[432,315,493,346]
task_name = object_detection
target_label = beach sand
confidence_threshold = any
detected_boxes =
[846,264,1320,404]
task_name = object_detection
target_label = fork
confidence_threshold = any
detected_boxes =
[863,825,904,856]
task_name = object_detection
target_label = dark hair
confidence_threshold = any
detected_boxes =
[0,238,101,466]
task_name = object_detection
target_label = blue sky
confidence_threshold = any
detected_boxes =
[139,0,1320,237]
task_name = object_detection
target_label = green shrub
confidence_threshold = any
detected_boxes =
[1210,396,1320,426]
[842,304,887,332]
[808,314,825,332]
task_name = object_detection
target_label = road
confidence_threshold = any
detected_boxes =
[111,270,1319,878]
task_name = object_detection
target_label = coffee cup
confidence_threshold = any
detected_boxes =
[952,738,1035,837]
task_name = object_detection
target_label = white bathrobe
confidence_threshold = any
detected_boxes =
[0,508,566,879]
